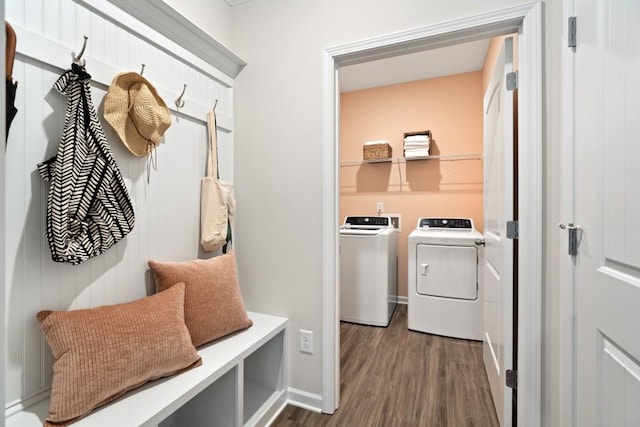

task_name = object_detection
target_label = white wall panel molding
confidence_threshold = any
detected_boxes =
[13,24,233,131]
[78,0,241,85]
[4,0,237,413]
[94,0,246,80]
[76,0,235,86]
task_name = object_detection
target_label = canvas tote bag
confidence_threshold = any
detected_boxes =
[200,110,235,252]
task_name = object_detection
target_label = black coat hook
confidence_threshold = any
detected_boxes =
[140,64,145,75]
[213,99,218,111]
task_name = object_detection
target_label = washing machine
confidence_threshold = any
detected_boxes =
[340,216,397,327]
[408,218,484,340]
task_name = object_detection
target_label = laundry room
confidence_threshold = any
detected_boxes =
[338,36,513,305]
[334,33,518,424]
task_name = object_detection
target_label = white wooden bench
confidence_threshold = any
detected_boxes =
[6,312,288,427]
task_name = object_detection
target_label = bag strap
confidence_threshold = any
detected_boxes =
[206,110,219,179]
[207,109,232,253]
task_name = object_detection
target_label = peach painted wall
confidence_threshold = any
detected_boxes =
[482,34,518,92]
[339,71,484,298]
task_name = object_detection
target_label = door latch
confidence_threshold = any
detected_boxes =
[420,263,429,276]
[558,223,580,256]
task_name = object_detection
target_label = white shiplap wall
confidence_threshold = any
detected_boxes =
[4,0,242,414]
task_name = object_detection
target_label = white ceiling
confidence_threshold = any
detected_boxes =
[339,38,491,93]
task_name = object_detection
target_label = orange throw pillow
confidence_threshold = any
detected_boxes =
[37,283,201,426]
[148,250,253,348]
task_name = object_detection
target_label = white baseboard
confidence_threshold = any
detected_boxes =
[264,389,322,426]
[263,399,289,427]
[395,296,408,305]
[286,387,323,413]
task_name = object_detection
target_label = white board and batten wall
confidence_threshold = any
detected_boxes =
[3,0,245,418]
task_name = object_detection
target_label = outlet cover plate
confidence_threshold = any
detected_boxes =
[300,330,313,354]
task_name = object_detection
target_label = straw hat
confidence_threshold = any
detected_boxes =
[103,72,171,157]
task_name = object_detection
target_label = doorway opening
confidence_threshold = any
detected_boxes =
[321,3,542,425]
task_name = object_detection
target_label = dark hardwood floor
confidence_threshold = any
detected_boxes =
[271,305,498,427]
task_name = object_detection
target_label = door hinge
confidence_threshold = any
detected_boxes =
[506,220,518,240]
[506,71,518,91]
[568,16,577,48]
[506,369,518,389]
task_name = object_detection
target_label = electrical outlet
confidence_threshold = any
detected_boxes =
[300,330,313,354]
[376,202,384,214]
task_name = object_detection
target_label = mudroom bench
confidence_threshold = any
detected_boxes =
[7,312,288,427]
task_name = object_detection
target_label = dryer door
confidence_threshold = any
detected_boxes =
[415,244,478,300]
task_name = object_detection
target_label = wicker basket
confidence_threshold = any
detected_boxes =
[363,143,392,160]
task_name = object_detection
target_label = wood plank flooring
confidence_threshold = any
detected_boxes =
[271,305,498,427]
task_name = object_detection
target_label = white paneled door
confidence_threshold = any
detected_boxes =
[573,1,640,425]
[483,37,514,427]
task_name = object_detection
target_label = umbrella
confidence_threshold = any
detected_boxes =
[6,22,17,140]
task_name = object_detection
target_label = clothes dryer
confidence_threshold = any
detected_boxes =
[340,216,397,327]
[408,218,484,340]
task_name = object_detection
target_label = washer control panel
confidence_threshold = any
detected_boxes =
[344,216,391,227]
[418,218,473,230]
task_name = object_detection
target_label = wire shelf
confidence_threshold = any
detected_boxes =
[339,153,483,167]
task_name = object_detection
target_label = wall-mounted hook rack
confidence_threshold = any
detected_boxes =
[72,35,89,66]
[175,84,187,108]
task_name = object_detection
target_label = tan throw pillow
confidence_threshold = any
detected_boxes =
[37,283,201,426]
[148,250,253,348]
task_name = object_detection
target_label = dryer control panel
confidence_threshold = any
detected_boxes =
[418,218,473,230]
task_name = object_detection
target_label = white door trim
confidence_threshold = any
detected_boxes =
[559,1,576,426]
[321,2,543,424]
[1,0,6,422]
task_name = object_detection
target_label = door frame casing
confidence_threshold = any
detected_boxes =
[321,2,543,425]
[1,0,6,423]
[558,0,576,426]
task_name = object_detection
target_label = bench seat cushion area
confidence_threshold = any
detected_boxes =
[6,312,288,427]
[35,283,202,426]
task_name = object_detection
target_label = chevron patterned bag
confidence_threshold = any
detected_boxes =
[37,63,134,265]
